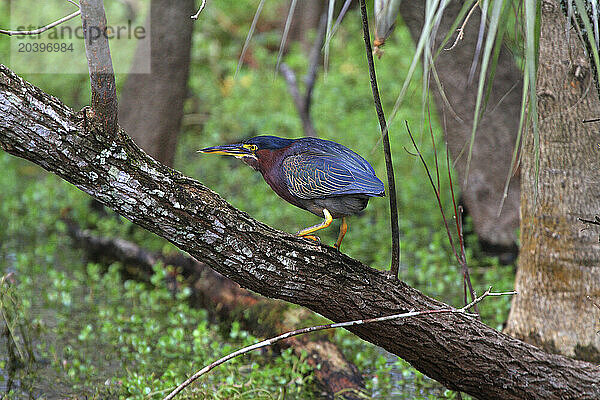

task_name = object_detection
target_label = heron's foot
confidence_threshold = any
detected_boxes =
[299,234,320,243]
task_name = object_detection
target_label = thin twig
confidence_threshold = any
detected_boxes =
[428,104,441,193]
[191,0,207,20]
[358,0,401,279]
[425,80,471,308]
[0,9,81,36]
[406,122,478,312]
[163,287,516,400]
[447,144,474,308]
[446,0,481,51]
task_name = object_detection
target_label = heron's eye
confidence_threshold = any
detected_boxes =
[246,144,258,151]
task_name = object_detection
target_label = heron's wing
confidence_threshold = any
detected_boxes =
[282,152,383,199]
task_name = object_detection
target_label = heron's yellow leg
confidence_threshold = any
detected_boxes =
[296,209,333,238]
[334,217,348,250]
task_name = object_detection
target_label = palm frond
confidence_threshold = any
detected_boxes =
[235,0,266,78]
[464,0,504,185]
[275,0,298,73]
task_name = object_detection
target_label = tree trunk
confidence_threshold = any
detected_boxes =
[285,0,325,52]
[399,1,522,252]
[118,0,194,166]
[504,0,600,362]
[1,64,600,399]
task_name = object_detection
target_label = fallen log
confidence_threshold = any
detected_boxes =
[63,217,365,399]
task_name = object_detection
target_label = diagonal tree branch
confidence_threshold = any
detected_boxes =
[1,64,599,400]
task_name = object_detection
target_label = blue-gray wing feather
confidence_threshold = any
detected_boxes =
[282,152,384,199]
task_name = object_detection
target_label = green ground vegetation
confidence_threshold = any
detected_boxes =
[0,1,515,398]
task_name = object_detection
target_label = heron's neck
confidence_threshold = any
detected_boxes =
[241,156,260,171]
[250,149,282,174]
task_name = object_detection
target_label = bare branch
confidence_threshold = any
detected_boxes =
[80,0,118,136]
[279,63,318,137]
[278,12,326,139]
[0,9,81,36]
[163,288,516,400]
[191,0,206,20]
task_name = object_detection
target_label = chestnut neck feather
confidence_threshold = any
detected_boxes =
[242,146,303,209]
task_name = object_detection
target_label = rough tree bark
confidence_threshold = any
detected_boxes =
[118,0,194,166]
[1,65,599,399]
[399,1,522,253]
[504,0,600,362]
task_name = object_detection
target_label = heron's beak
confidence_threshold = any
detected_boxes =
[198,143,255,158]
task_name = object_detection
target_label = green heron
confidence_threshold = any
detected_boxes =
[199,135,384,249]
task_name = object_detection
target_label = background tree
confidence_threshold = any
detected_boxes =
[399,1,522,258]
[285,0,325,51]
[118,0,194,166]
[504,0,600,361]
